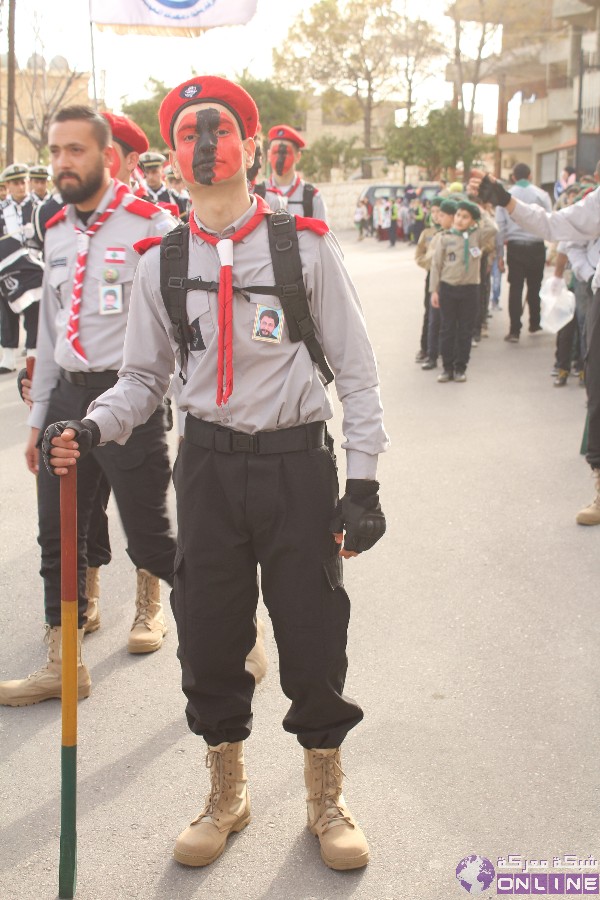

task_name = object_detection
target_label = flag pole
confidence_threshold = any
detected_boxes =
[88,0,98,110]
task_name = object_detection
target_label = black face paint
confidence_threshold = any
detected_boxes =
[192,108,220,185]
[247,143,262,183]
[275,141,288,176]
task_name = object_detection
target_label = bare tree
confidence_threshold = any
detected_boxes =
[448,0,500,137]
[387,5,445,127]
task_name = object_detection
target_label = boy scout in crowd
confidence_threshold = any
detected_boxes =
[254,124,328,222]
[430,199,496,382]
[0,163,41,374]
[470,169,600,525]
[414,196,442,366]
[44,76,388,872]
[139,150,188,217]
[29,165,50,203]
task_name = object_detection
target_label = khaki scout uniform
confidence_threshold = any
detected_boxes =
[86,195,388,750]
[262,177,328,223]
[30,181,178,629]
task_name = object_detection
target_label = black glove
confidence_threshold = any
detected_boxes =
[477,174,512,208]
[16,368,28,403]
[329,479,386,554]
[163,397,173,431]
[41,418,101,476]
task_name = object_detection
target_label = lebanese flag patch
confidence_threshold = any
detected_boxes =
[104,247,127,263]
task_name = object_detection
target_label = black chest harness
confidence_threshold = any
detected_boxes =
[253,181,315,218]
[159,209,333,385]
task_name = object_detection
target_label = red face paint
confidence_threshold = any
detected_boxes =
[175,108,243,185]
[268,141,294,176]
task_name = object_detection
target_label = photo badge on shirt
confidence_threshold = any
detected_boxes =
[99,283,123,315]
[252,304,284,344]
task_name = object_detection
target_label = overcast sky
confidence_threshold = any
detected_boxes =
[1,0,501,131]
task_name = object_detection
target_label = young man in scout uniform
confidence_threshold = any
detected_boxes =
[44,77,388,872]
[0,163,41,373]
[29,165,50,203]
[139,150,188,217]
[255,124,327,222]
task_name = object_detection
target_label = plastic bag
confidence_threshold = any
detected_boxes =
[540,276,575,333]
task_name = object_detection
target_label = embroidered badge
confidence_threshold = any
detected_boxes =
[103,268,119,283]
[104,247,126,264]
[470,247,482,258]
[181,84,200,99]
[252,305,283,343]
[189,316,206,352]
[99,283,123,315]
[448,252,456,262]
[50,257,67,268]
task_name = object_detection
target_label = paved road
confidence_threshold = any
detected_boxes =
[1,233,598,900]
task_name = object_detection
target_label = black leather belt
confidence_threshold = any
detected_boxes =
[60,368,120,389]
[185,416,326,454]
[508,240,544,246]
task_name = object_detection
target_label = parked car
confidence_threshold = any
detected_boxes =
[357,184,405,209]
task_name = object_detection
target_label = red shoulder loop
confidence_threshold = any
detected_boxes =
[45,207,68,229]
[295,216,329,236]
[157,201,180,218]
[134,236,162,256]
[124,196,162,219]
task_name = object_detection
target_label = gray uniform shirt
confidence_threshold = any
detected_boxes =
[496,181,552,245]
[29,181,176,430]
[262,177,328,223]
[87,197,388,479]
[508,187,600,289]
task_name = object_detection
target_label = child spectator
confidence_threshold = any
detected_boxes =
[414,197,442,364]
[420,198,458,370]
[430,199,488,382]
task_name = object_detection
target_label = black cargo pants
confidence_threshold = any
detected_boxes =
[171,417,364,749]
[37,373,176,627]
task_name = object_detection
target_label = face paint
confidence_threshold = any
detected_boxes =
[268,141,294,176]
[175,108,244,186]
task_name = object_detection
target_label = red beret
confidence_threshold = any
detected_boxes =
[103,112,149,155]
[268,125,306,150]
[159,76,259,150]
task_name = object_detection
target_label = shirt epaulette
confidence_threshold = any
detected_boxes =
[134,235,162,256]
[294,216,329,236]
[124,197,163,219]
[45,207,68,229]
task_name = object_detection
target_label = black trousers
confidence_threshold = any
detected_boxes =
[171,418,363,749]
[506,241,546,336]
[37,375,176,627]
[0,299,39,349]
[439,282,479,373]
[420,274,431,354]
[586,291,600,468]
[556,315,581,373]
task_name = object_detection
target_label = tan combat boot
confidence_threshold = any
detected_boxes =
[576,469,600,525]
[84,566,101,634]
[0,625,91,707]
[245,617,267,684]
[174,741,251,867]
[127,568,167,653]
[304,747,369,871]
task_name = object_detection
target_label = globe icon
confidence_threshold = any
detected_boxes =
[455,855,496,893]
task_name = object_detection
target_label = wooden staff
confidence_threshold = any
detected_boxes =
[59,465,78,899]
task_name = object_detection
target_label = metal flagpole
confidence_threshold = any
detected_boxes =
[88,0,98,110]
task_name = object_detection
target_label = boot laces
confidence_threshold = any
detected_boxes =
[133,574,156,626]
[197,748,233,824]
[316,754,353,831]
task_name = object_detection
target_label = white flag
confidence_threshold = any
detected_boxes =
[90,0,258,36]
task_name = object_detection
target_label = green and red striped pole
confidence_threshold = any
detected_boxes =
[59,465,78,899]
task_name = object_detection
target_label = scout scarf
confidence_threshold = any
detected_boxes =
[266,175,301,200]
[189,195,271,406]
[450,225,478,269]
[66,181,129,364]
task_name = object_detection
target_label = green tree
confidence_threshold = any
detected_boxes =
[300,135,360,181]
[121,78,170,152]
[236,73,304,136]
[385,107,495,179]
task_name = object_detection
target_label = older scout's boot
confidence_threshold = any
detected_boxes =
[576,469,600,525]
[173,741,251,867]
[0,625,91,707]
[245,617,267,683]
[127,568,167,653]
[304,747,369,871]
[84,566,101,634]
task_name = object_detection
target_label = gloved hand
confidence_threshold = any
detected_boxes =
[41,418,101,476]
[330,479,386,554]
[477,175,512,208]
[163,397,173,431]
[17,368,30,404]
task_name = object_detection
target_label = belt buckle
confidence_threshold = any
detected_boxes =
[231,433,256,453]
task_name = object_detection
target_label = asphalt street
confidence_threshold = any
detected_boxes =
[0,232,598,900]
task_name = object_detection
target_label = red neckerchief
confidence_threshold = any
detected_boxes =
[189,195,271,406]
[67,182,129,364]
[266,175,301,198]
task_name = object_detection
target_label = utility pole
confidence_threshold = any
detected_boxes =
[6,0,15,164]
